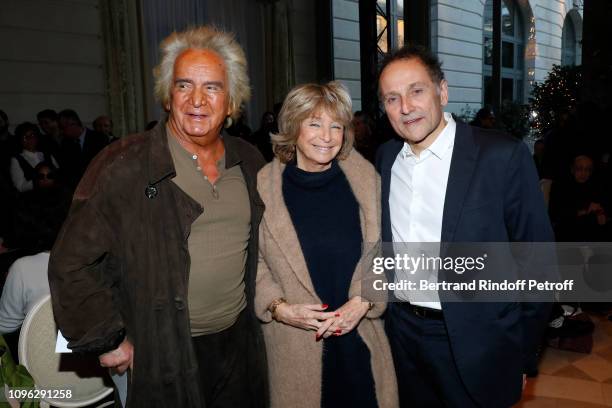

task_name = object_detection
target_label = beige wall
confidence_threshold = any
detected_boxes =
[0,0,106,130]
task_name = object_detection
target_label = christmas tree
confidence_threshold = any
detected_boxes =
[529,64,582,136]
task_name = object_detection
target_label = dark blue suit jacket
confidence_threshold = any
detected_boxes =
[377,122,554,407]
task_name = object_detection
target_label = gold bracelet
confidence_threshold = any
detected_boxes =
[269,298,287,320]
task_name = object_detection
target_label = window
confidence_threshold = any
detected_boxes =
[376,0,404,56]
[483,0,525,105]
[562,14,577,66]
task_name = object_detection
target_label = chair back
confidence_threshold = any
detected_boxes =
[18,295,113,407]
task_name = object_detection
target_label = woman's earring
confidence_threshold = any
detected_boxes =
[224,116,233,128]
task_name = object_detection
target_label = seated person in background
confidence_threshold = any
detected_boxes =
[0,252,51,335]
[58,109,108,190]
[37,109,62,157]
[1,109,18,175]
[549,154,610,241]
[0,186,126,406]
[0,172,16,253]
[0,184,65,334]
[10,122,59,193]
[469,107,496,129]
[93,115,118,143]
[9,161,70,252]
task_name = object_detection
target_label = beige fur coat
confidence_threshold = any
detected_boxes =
[255,150,399,408]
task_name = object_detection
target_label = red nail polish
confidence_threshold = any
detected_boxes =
[316,334,321,342]
[335,313,340,317]
[335,329,342,334]
[322,304,329,309]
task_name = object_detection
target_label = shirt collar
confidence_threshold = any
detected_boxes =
[401,112,455,160]
[79,128,87,148]
[165,124,240,170]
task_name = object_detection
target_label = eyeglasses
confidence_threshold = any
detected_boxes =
[35,172,56,180]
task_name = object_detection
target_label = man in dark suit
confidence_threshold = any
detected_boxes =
[376,46,554,407]
[58,109,108,189]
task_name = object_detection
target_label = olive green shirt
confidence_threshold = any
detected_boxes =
[167,131,250,336]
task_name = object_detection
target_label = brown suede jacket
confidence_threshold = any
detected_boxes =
[48,122,268,407]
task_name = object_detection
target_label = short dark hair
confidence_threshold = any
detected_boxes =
[34,161,57,173]
[14,122,40,140]
[474,107,494,120]
[379,45,445,84]
[0,109,8,123]
[58,109,82,126]
[37,109,58,122]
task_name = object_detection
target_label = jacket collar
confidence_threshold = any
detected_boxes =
[147,120,242,185]
[147,120,175,185]
[221,132,242,169]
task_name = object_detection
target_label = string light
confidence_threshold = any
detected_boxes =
[528,64,582,135]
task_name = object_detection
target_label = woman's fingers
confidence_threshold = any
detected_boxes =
[316,317,336,339]
[307,319,323,331]
[301,305,337,321]
[311,311,338,321]
[301,303,329,312]
[303,303,330,312]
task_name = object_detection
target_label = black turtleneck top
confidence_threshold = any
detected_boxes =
[282,160,362,309]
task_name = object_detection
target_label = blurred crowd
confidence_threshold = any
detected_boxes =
[0,109,117,257]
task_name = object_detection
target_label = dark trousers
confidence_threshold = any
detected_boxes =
[192,311,251,408]
[385,303,478,408]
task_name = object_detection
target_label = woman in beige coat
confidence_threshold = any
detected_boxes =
[255,81,398,408]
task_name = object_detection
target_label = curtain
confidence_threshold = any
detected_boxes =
[139,0,297,128]
[140,0,207,123]
[261,0,295,113]
[204,0,269,128]
[100,0,147,135]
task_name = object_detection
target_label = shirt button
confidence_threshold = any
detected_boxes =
[192,154,197,160]
[196,166,202,171]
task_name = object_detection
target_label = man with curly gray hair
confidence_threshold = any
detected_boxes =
[49,26,268,407]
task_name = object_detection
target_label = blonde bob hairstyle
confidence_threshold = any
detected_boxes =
[153,26,250,120]
[272,81,354,163]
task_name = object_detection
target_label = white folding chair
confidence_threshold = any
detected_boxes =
[18,295,114,407]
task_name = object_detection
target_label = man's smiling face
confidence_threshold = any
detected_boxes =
[168,48,231,146]
[379,57,448,154]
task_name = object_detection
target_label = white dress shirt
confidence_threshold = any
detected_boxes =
[10,150,46,192]
[390,112,456,309]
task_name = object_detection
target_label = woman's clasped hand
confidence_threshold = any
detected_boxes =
[273,296,371,340]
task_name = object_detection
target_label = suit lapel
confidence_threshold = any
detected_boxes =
[441,122,479,243]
